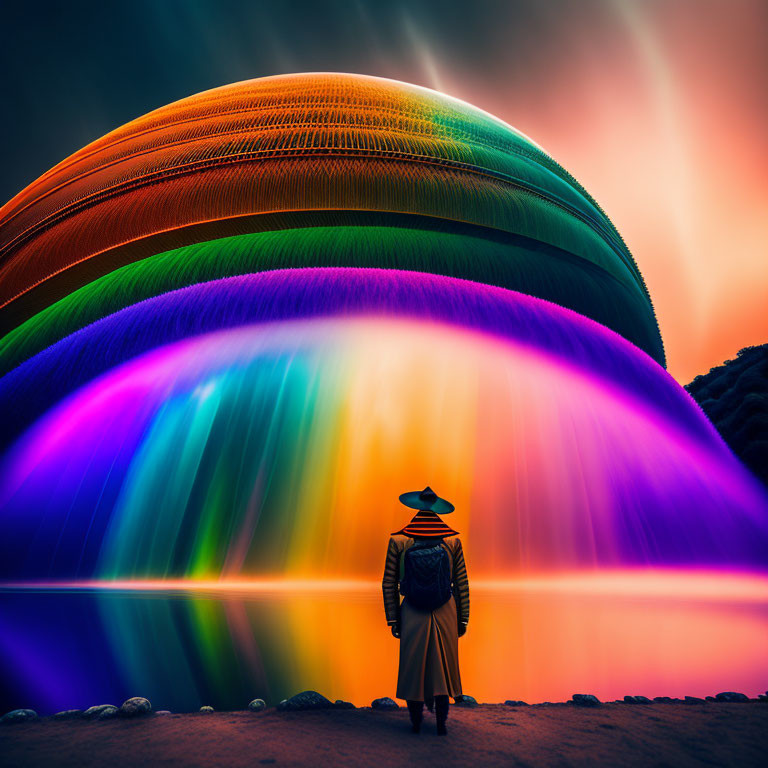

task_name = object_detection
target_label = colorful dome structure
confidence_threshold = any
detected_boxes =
[0,72,662,368]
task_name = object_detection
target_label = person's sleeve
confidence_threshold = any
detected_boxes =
[381,536,401,625]
[453,538,470,626]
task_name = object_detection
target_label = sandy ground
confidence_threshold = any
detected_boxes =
[1,703,766,768]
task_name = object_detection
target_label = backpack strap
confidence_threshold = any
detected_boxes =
[438,538,453,578]
[399,539,415,582]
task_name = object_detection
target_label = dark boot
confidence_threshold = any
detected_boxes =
[435,694,449,735]
[406,700,423,733]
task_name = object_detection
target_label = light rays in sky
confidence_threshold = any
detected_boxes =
[380,0,767,382]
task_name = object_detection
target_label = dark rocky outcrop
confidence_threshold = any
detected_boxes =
[504,700,529,706]
[277,691,334,711]
[624,696,652,704]
[248,699,266,712]
[333,700,355,709]
[684,696,705,704]
[199,706,215,713]
[686,345,768,487]
[453,694,478,706]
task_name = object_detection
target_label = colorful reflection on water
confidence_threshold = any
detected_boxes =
[1,574,766,715]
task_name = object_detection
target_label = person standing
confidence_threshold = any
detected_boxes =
[382,486,470,735]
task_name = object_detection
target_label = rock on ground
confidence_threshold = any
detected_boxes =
[120,697,152,717]
[199,706,215,713]
[277,691,334,711]
[1,709,38,724]
[84,705,119,720]
[248,699,266,712]
[454,695,478,706]
[716,692,749,702]
[571,694,601,707]
[624,696,652,704]
[53,710,84,720]
[371,697,399,710]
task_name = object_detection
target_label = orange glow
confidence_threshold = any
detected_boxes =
[441,1,768,382]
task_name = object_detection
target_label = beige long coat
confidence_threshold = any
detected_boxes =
[382,534,470,701]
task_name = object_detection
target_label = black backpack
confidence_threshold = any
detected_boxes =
[399,539,452,611]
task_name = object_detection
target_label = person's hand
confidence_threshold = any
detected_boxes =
[390,623,401,638]
[458,622,467,637]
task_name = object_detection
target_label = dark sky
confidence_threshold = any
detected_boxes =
[0,0,552,202]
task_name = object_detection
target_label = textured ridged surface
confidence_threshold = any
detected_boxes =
[0,226,661,376]
[0,73,662,363]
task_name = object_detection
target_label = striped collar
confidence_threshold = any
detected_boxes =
[391,509,459,538]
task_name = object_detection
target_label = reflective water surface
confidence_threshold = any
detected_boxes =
[2,574,766,715]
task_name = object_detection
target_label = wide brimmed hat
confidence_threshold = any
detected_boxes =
[391,509,459,538]
[398,486,455,515]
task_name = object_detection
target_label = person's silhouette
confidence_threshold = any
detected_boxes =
[382,486,470,735]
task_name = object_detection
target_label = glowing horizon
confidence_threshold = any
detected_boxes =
[3,569,768,603]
